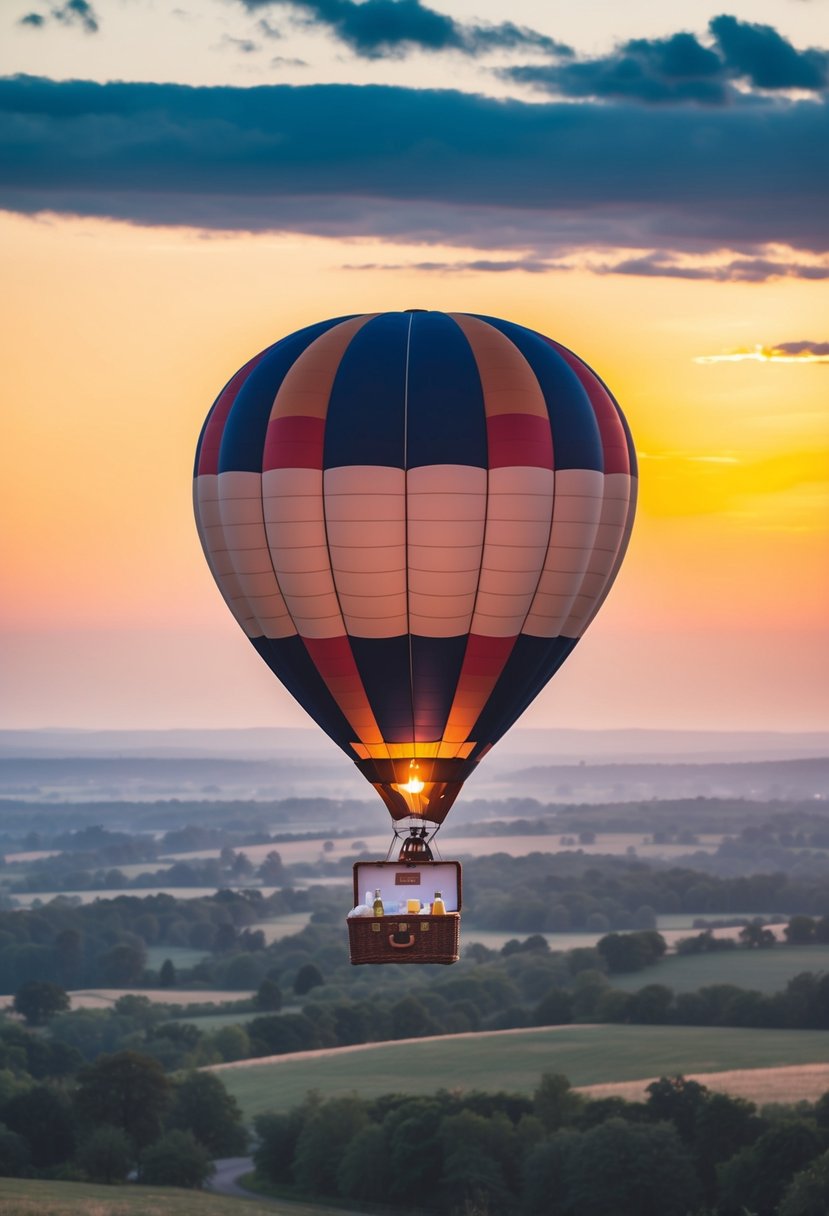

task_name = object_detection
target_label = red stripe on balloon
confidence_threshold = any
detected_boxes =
[461,634,516,675]
[263,416,326,470]
[486,413,554,469]
[544,340,630,476]
[301,635,385,747]
[197,352,266,476]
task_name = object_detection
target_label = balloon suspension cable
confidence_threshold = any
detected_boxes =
[386,826,403,863]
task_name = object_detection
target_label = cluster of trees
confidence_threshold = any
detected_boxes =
[3,838,288,895]
[0,795,376,854]
[460,855,829,931]
[0,1033,245,1188]
[253,1073,829,1215]
[525,967,829,1033]
[0,887,308,993]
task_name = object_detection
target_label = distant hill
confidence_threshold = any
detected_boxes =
[497,756,829,803]
[1,726,826,763]
[0,748,826,805]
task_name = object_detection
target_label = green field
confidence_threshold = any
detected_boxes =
[217,1024,829,1119]
[144,946,208,970]
[172,1009,259,1030]
[612,944,829,994]
[0,1177,357,1216]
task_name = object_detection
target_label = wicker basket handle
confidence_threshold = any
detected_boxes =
[388,933,416,949]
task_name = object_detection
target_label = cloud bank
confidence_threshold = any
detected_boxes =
[241,0,571,60]
[0,75,825,268]
[505,16,828,104]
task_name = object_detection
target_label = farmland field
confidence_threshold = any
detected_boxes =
[612,943,829,994]
[214,1024,829,1119]
[0,1177,358,1216]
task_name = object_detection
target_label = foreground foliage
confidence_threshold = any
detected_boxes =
[252,1073,829,1215]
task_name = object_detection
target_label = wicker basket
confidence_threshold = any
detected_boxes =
[348,860,462,966]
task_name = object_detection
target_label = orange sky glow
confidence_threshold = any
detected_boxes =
[2,211,826,732]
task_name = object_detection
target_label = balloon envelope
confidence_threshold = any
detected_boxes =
[194,311,636,825]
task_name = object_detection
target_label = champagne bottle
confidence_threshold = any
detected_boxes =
[373,888,384,917]
[432,891,446,916]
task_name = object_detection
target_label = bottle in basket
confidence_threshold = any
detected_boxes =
[373,889,384,917]
[432,891,446,916]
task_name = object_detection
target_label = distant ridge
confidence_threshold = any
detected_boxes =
[1,727,826,764]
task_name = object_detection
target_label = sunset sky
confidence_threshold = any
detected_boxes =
[1,0,827,736]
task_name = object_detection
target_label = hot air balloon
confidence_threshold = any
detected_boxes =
[194,310,636,962]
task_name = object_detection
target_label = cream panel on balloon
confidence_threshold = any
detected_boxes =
[193,476,259,638]
[407,465,487,637]
[324,466,408,638]
[523,469,605,638]
[581,478,639,635]
[470,467,554,637]
[560,473,634,638]
[262,467,345,639]
[216,471,296,639]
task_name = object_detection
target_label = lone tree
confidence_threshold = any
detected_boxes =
[13,980,70,1026]
[159,958,177,988]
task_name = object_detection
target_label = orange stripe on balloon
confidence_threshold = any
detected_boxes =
[301,635,388,751]
[262,315,373,472]
[451,313,553,468]
[441,634,517,745]
[272,318,372,409]
[450,314,549,417]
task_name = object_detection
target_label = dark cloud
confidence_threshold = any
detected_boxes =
[508,32,731,105]
[505,16,827,104]
[18,0,99,33]
[604,253,829,282]
[774,340,829,355]
[710,14,828,90]
[245,0,571,60]
[345,258,563,273]
[348,253,829,282]
[0,76,825,261]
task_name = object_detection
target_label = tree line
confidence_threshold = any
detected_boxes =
[252,1072,829,1215]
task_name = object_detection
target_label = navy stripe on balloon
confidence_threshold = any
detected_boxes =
[407,312,487,469]
[250,635,356,756]
[410,635,468,741]
[348,636,414,742]
[218,317,354,474]
[468,634,578,758]
[193,402,215,477]
[325,313,409,469]
[473,315,604,472]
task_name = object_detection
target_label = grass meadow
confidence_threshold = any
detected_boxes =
[613,944,829,994]
[0,1177,357,1216]
[215,1023,829,1119]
